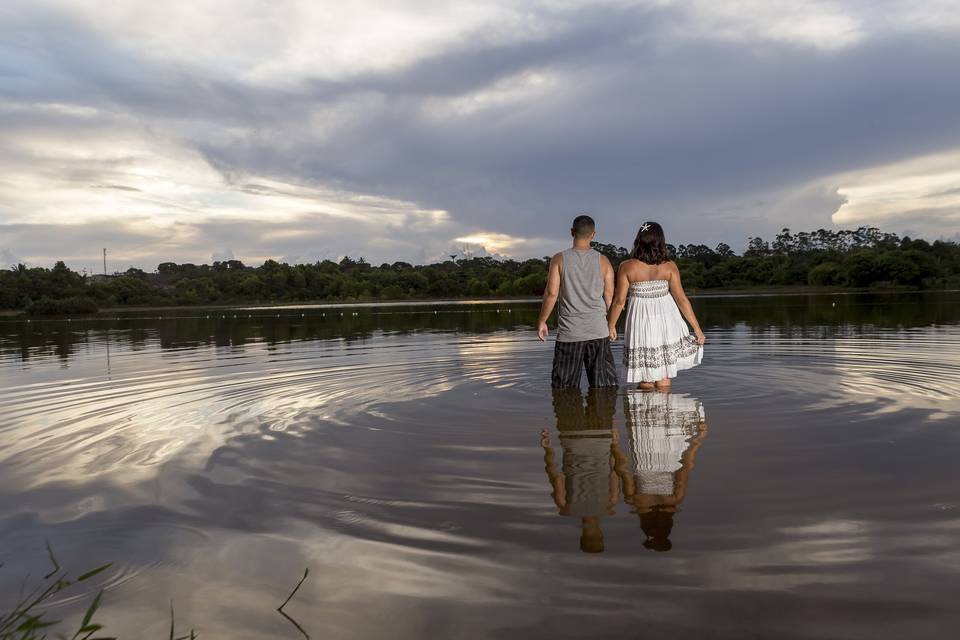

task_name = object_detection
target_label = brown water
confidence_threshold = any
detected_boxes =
[1,293,959,639]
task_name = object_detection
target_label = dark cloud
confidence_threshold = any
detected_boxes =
[196,12,960,245]
[2,1,959,268]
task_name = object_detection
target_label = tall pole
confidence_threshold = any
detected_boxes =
[103,248,107,275]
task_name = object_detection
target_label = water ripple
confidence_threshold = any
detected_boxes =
[2,325,958,487]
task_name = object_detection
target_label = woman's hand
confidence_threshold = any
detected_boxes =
[694,330,706,345]
[608,325,618,341]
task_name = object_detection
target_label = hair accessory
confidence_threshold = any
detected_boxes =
[640,223,651,232]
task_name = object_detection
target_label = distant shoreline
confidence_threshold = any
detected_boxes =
[3,286,958,318]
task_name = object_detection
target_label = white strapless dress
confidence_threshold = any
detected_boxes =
[623,280,702,383]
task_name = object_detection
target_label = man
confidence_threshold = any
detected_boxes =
[537,215,618,388]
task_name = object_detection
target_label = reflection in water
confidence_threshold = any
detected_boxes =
[541,388,627,553]
[540,389,709,553]
[1,294,959,639]
[622,391,707,552]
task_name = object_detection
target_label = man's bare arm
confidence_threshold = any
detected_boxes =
[540,430,565,509]
[537,253,562,341]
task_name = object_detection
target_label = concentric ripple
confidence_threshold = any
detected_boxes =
[0,332,546,485]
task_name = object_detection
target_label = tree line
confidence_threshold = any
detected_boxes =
[2,227,958,314]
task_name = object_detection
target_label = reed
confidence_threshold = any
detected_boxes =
[0,541,196,640]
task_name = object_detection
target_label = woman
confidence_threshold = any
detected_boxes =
[607,222,705,390]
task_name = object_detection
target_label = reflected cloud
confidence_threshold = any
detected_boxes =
[0,331,460,497]
[2,306,960,638]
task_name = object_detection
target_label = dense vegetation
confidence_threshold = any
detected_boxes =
[1,227,958,314]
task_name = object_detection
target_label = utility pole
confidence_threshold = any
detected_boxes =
[103,248,107,275]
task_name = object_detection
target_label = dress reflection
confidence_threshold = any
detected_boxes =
[540,388,630,553]
[621,390,708,551]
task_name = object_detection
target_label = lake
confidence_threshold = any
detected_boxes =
[2,292,959,639]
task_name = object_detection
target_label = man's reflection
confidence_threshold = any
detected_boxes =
[621,390,707,552]
[540,388,630,553]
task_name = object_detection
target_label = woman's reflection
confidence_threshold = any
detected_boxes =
[540,388,631,553]
[621,390,708,551]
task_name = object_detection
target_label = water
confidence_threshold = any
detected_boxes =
[1,293,959,639]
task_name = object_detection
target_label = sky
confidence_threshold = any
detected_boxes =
[2,0,960,273]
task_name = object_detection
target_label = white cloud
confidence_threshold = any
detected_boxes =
[831,150,960,235]
[454,232,524,255]
[678,0,864,50]
[661,0,960,50]
[425,70,561,119]
[48,0,540,84]
[0,111,464,269]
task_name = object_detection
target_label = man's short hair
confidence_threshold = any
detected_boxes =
[572,214,595,239]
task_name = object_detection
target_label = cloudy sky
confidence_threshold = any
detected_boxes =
[2,0,960,272]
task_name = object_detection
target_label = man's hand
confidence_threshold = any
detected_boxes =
[608,325,617,341]
[537,321,549,341]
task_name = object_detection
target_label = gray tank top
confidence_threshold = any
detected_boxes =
[556,248,608,342]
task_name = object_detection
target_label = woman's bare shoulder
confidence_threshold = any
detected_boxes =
[658,260,679,281]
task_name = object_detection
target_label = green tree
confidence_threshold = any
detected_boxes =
[468,278,492,297]
[808,262,842,286]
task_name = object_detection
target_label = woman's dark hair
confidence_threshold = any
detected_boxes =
[640,508,674,552]
[631,221,669,264]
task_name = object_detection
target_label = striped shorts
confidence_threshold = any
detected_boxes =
[551,337,619,389]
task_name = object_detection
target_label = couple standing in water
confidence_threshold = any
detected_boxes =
[535,215,708,552]
[536,215,705,390]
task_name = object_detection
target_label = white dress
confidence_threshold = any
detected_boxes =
[623,280,702,383]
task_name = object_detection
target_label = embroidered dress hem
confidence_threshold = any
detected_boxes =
[624,334,702,383]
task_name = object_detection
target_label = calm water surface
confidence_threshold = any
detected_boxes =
[1,293,959,639]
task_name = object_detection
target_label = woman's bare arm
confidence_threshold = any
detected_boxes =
[667,262,706,344]
[607,262,631,340]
